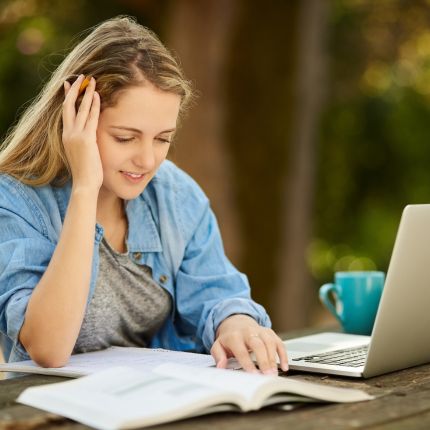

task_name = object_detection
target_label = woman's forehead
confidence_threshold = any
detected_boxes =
[99,84,180,132]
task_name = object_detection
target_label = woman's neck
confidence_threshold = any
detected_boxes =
[96,189,126,226]
[96,191,128,253]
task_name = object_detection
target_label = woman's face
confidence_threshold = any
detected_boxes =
[96,83,180,201]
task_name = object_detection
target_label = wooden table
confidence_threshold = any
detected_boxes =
[1,335,430,429]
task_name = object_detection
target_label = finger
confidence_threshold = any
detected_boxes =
[85,91,100,131]
[258,331,279,368]
[62,75,84,130]
[210,341,228,369]
[276,338,289,372]
[247,335,276,375]
[229,342,259,374]
[63,81,71,96]
[76,77,96,129]
[63,75,84,106]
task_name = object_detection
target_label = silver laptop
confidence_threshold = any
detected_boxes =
[285,204,430,378]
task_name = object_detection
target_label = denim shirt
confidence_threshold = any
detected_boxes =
[0,160,270,363]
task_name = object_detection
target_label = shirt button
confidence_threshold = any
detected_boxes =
[133,252,142,260]
[159,274,168,284]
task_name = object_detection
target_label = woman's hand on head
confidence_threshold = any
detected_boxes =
[210,314,289,375]
[62,75,103,193]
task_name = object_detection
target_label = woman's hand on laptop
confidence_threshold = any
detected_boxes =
[211,314,289,374]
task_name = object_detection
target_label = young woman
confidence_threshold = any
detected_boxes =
[0,16,288,374]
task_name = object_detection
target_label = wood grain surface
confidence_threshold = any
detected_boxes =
[1,329,428,430]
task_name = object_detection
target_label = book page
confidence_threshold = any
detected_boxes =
[154,363,374,408]
[17,366,240,429]
[17,365,374,429]
[154,362,271,405]
[0,346,215,377]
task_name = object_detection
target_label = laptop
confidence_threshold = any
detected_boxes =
[285,204,430,378]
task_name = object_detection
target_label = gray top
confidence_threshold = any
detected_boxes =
[73,238,171,354]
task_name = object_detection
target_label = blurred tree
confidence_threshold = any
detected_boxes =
[166,0,242,263]
[224,0,328,330]
[224,0,297,319]
[274,0,329,330]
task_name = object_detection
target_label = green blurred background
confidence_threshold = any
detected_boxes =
[2,0,430,332]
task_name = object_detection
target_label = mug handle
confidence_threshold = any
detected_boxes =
[319,283,342,324]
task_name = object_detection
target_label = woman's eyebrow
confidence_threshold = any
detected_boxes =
[109,126,176,134]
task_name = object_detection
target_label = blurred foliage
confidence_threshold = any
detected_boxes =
[311,0,430,283]
[0,0,169,139]
[2,0,430,293]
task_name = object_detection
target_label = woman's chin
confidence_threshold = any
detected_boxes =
[99,182,147,201]
[116,188,146,200]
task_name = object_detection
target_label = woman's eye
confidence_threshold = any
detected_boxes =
[114,136,134,143]
[156,137,171,144]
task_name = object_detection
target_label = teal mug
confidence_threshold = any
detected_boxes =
[319,271,385,335]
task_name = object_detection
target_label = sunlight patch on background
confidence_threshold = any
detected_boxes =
[307,239,377,282]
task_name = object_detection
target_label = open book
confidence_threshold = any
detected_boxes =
[18,363,373,430]
[0,346,216,377]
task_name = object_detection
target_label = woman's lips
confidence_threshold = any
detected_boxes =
[120,171,146,183]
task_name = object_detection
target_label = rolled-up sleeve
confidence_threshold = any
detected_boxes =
[0,208,55,361]
[174,200,271,353]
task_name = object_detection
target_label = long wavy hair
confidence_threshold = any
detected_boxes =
[0,16,193,186]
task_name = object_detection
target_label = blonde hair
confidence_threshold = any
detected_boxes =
[0,16,193,186]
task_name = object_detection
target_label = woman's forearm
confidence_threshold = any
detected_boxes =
[19,187,98,367]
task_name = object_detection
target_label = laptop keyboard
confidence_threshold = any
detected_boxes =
[291,345,369,367]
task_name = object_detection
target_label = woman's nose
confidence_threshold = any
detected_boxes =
[132,141,156,171]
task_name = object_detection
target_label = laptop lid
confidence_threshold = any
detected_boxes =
[286,204,430,378]
[363,204,430,377]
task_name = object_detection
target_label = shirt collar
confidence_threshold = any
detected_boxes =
[125,195,163,253]
[59,181,162,253]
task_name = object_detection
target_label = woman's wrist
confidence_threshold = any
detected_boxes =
[71,184,100,201]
